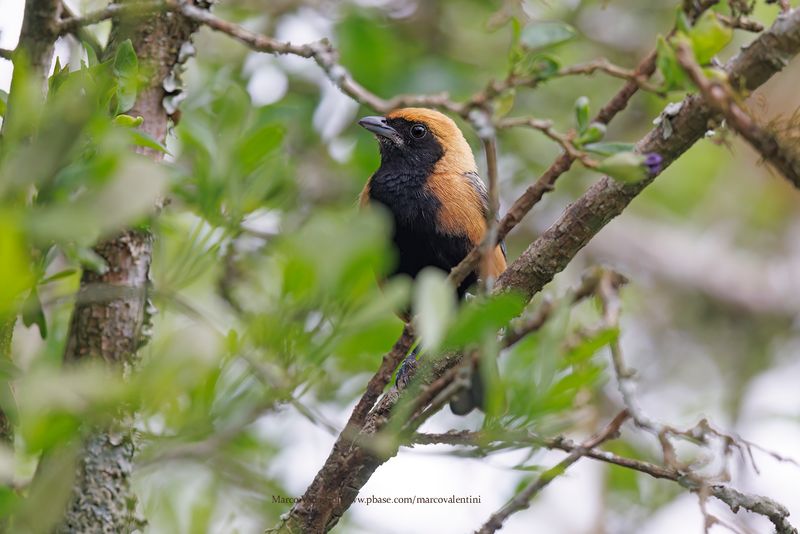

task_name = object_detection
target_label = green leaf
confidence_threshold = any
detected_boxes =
[520,21,577,50]
[442,293,526,350]
[47,56,71,95]
[0,485,20,518]
[40,269,77,284]
[597,151,648,184]
[494,89,516,119]
[510,51,561,79]
[113,39,139,113]
[235,123,285,176]
[21,288,47,339]
[0,217,33,315]
[676,9,692,35]
[113,114,144,128]
[582,142,636,156]
[0,89,7,118]
[65,246,108,274]
[129,130,169,154]
[656,35,690,91]
[689,10,732,64]
[575,122,606,146]
[113,39,138,81]
[574,96,590,134]
[565,327,618,365]
[413,268,456,351]
[83,40,99,67]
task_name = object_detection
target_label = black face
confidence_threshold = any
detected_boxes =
[359,116,444,170]
[359,114,478,298]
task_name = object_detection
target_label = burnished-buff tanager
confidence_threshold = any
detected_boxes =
[359,108,506,414]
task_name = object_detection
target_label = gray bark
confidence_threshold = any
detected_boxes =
[54,2,200,532]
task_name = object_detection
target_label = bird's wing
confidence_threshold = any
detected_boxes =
[464,171,507,259]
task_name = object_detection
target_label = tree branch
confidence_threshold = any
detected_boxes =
[476,410,629,534]
[497,8,800,299]
[675,41,800,188]
[411,427,797,534]
[272,10,800,532]
[476,112,500,291]
[58,0,103,56]
[13,0,62,87]
[446,48,660,289]
[57,1,167,35]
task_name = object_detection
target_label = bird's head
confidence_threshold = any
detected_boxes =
[358,108,476,174]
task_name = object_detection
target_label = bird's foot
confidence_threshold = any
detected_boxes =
[395,349,420,389]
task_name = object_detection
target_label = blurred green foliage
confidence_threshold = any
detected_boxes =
[0,0,797,532]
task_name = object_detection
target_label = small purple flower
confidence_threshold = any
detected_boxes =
[644,153,663,176]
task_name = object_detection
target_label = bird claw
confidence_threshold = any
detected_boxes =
[395,351,419,389]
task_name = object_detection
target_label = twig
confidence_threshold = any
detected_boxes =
[276,8,800,532]
[597,271,661,432]
[475,411,629,534]
[411,428,797,534]
[58,1,168,35]
[447,48,661,289]
[716,13,764,32]
[0,48,12,60]
[553,57,664,94]
[59,0,103,54]
[504,267,625,346]
[476,112,500,293]
[496,116,600,169]
[496,8,800,300]
[594,264,799,533]
[675,42,800,188]
[173,1,395,113]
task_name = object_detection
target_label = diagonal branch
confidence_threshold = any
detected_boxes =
[497,8,800,299]
[411,428,797,534]
[675,42,800,188]
[272,10,800,532]
[476,410,629,534]
[446,48,660,288]
[59,0,103,55]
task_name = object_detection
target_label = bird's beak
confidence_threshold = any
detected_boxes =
[358,116,399,140]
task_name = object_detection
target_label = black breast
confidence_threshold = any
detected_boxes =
[368,169,477,298]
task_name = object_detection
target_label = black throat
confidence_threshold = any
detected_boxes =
[365,119,478,297]
[368,119,444,229]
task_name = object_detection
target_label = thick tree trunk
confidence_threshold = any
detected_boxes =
[57,231,153,533]
[54,3,200,532]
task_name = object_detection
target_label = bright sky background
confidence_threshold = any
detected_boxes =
[2,2,800,533]
[0,0,24,91]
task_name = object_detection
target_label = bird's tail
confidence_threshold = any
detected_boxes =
[448,367,484,416]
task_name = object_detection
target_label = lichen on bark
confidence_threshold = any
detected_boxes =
[53,2,201,531]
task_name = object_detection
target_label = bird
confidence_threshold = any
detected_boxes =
[358,107,506,414]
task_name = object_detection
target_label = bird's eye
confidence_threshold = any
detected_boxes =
[410,124,427,139]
